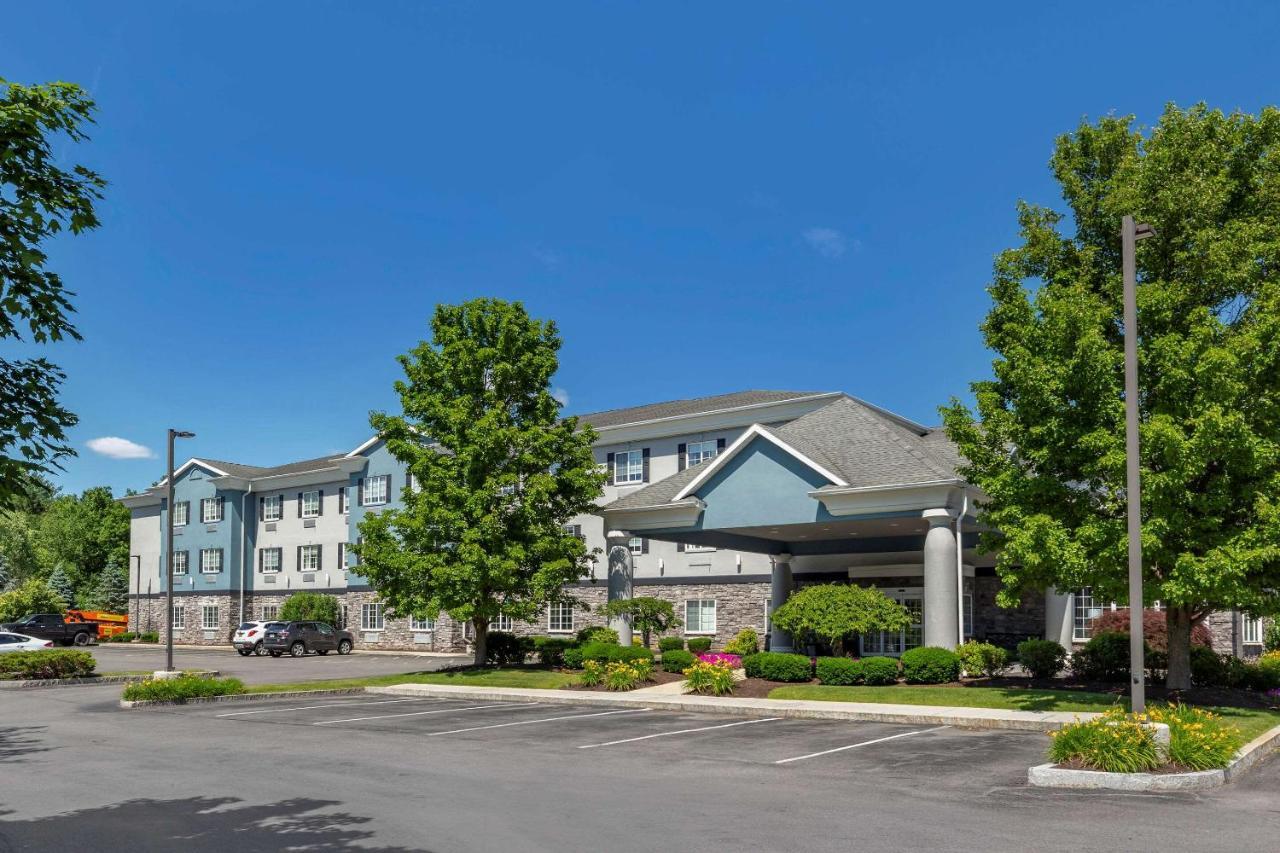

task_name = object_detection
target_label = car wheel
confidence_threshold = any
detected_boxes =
[289,642,306,657]
[73,632,90,646]
[237,648,252,657]
[269,650,282,658]
[253,641,264,656]
[337,640,352,655]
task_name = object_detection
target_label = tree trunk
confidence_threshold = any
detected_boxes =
[473,618,488,668]
[1166,605,1194,692]
[641,628,650,649]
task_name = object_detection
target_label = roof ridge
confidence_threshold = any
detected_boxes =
[855,406,955,480]
[575,389,828,419]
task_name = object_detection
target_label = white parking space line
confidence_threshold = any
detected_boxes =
[314,702,540,726]
[216,698,438,718]
[774,726,951,765]
[426,707,652,737]
[577,717,782,750]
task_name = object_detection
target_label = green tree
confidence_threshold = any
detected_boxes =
[0,511,44,582]
[770,584,911,655]
[356,299,606,667]
[278,592,341,625]
[943,104,1280,690]
[37,486,130,590]
[0,576,65,621]
[601,596,681,648]
[86,560,129,612]
[0,80,106,510]
[46,564,75,608]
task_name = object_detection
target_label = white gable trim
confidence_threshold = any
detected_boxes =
[156,458,230,486]
[345,435,382,457]
[672,424,847,502]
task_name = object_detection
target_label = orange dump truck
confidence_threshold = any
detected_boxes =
[66,609,130,639]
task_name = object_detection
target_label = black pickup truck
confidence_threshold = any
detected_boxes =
[0,613,98,646]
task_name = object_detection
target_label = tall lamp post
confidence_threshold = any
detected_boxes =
[1122,215,1155,713]
[164,428,196,674]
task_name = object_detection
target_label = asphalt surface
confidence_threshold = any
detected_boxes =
[85,643,469,684]
[1,687,1278,852]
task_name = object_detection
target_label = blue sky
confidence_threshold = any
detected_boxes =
[4,1,1278,495]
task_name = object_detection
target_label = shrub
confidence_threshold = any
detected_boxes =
[743,651,811,682]
[1190,645,1228,687]
[723,628,759,656]
[278,591,341,626]
[1091,609,1212,652]
[138,631,160,643]
[686,637,713,654]
[1048,709,1161,773]
[955,641,1009,678]
[658,636,685,653]
[861,656,900,685]
[1071,632,1132,682]
[1017,639,1067,679]
[604,661,647,691]
[531,636,575,667]
[484,631,533,666]
[683,661,735,696]
[122,674,245,702]
[697,653,741,668]
[900,646,960,684]
[579,660,605,687]
[661,649,696,673]
[815,656,864,686]
[576,626,619,646]
[1265,621,1280,653]
[1148,704,1243,771]
[562,646,585,669]
[1251,651,1280,690]
[0,649,96,680]
[577,642,654,665]
[0,577,66,622]
[107,631,137,643]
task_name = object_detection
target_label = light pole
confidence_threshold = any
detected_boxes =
[1122,215,1155,713]
[164,428,196,674]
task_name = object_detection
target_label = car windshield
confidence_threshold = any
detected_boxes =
[265,622,287,631]
[237,623,258,630]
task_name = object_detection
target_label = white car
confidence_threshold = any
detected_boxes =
[232,621,271,656]
[0,632,56,652]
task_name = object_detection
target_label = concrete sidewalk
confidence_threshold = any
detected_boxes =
[367,683,1096,732]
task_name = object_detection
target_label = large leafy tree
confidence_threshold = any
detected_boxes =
[943,104,1280,690]
[37,486,130,591]
[357,299,606,666]
[0,80,106,510]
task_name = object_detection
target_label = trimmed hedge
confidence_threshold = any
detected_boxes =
[686,637,713,654]
[900,646,960,684]
[484,631,534,666]
[532,636,575,666]
[661,649,696,673]
[955,640,1009,677]
[743,652,811,682]
[1017,639,1067,680]
[575,642,654,666]
[723,628,759,656]
[815,656,863,686]
[122,674,246,702]
[0,649,96,680]
[861,656,900,685]
[658,636,685,653]
[1070,631,1132,682]
[576,626,619,645]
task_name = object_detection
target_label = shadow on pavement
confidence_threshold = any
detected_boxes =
[0,796,433,852]
[0,727,51,762]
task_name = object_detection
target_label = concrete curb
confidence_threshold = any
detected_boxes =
[2,669,221,690]
[365,684,1093,732]
[96,644,467,658]
[119,687,367,709]
[1027,721,1280,791]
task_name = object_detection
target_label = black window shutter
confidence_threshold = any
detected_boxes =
[357,479,364,506]
[642,448,650,482]
[605,453,614,486]
[717,437,726,453]
[297,493,303,517]
[217,496,224,520]
[257,549,263,572]
[316,544,322,572]
[318,490,324,516]
[297,545,302,570]
[258,496,264,519]
[641,538,649,554]
[678,443,686,471]
[218,548,224,571]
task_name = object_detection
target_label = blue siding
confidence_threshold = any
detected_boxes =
[161,464,246,593]
[345,440,408,584]
[692,437,835,529]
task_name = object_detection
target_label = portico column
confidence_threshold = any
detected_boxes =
[1044,589,1074,647]
[769,553,795,653]
[922,509,959,650]
[605,529,634,644]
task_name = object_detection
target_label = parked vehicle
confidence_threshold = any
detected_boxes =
[0,632,56,652]
[231,621,271,656]
[262,621,353,658]
[0,613,98,646]
[67,608,129,639]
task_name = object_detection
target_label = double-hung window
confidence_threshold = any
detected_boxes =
[200,497,223,524]
[300,544,321,572]
[301,490,321,518]
[262,495,282,522]
[171,551,189,576]
[171,605,185,630]
[1243,616,1265,646]
[173,501,190,526]
[548,602,574,633]
[363,475,389,506]
[613,450,645,485]
[200,548,223,574]
[684,599,717,635]
[338,487,348,515]
[493,614,513,632]
[261,604,279,621]
[260,547,282,574]
[361,603,384,631]
[1073,588,1103,642]
[202,605,219,630]
[411,615,435,632]
[628,537,645,556]
[686,440,719,467]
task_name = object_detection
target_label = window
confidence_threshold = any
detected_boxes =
[200,497,223,523]
[563,524,584,540]
[338,543,347,569]
[201,605,219,630]
[262,495,282,522]
[493,614,513,632]
[628,537,645,556]
[684,543,716,553]
[685,599,717,634]
[363,475,389,506]
[411,615,435,632]
[260,547,282,573]
[340,605,349,629]
[171,550,189,576]
[173,501,190,526]
[862,591,923,656]
[301,490,320,518]
[1243,616,1264,645]
[171,605,185,630]
[613,450,645,484]
[338,487,348,514]
[548,602,574,633]
[1073,588,1104,642]
[261,604,279,621]
[407,472,417,492]
[686,440,719,467]
[963,593,974,640]
[200,548,223,574]
[361,603,384,631]
[300,544,321,572]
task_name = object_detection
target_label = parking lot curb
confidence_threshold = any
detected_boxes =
[119,687,367,709]
[364,684,1092,732]
[1027,721,1280,791]
[2,669,221,690]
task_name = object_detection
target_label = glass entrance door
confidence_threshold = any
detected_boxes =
[861,589,923,657]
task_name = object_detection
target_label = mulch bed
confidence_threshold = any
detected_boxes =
[562,668,685,693]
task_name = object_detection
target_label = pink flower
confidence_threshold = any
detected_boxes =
[698,653,742,667]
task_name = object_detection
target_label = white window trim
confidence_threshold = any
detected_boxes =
[200,497,223,524]
[613,450,644,484]
[261,605,279,621]
[361,602,385,632]
[173,501,189,527]
[493,614,513,632]
[261,547,282,574]
[410,616,435,632]
[171,551,189,576]
[201,605,219,631]
[200,548,223,575]
[300,544,321,573]
[363,475,390,506]
[547,602,574,634]
[686,439,719,467]
[683,599,717,635]
[1073,588,1104,643]
[171,606,186,630]
[1243,616,1264,645]
[262,495,283,522]
[301,490,321,518]
[628,537,644,557]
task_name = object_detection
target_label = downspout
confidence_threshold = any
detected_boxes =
[956,492,968,647]
[240,491,249,624]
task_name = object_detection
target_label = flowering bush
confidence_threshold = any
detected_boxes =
[579,660,606,687]
[603,660,653,691]
[1048,705,1242,773]
[698,653,742,668]
[1265,687,1280,703]
[1147,704,1243,771]
[683,661,735,696]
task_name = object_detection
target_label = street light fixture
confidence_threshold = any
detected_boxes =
[1122,215,1155,713]
[164,428,196,674]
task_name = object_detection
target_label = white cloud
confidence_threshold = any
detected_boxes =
[87,436,156,460]
[803,227,848,259]
[551,387,570,407]
[531,244,562,268]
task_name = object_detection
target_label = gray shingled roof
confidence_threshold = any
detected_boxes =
[195,453,344,481]
[576,390,831,430]
[604,396,965,512]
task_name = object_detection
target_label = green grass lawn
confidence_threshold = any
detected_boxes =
[244,666,578,694]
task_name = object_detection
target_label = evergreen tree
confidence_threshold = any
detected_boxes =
[46,564,76,609]
[88,560,129,612]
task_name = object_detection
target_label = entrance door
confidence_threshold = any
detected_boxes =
[860,589,923,657]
